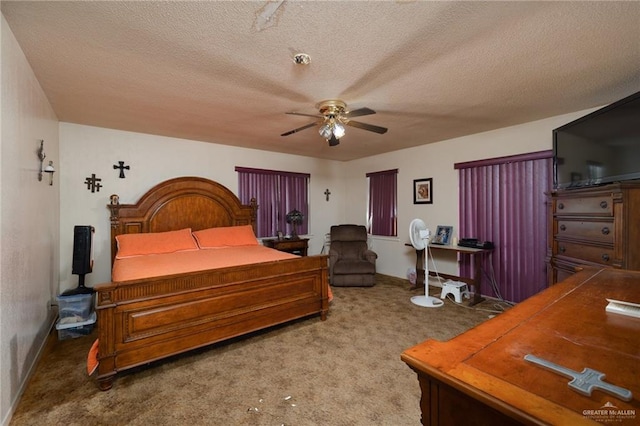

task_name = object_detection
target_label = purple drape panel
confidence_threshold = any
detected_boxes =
[281,174,309,236]
[458,152,552,303]
[367,169,398,236]
[236,168,309,238]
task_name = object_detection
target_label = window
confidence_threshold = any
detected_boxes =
[367,169,398,237]
[236,167,309,238]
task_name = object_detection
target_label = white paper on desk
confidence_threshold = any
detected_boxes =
[605,299,640,318]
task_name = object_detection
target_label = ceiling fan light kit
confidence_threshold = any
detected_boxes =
[332,122,346,138]
[319,123,332,139]
[319,118,345,140]
[281,99,388,147]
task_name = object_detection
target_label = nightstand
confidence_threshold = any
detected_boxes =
[263,238,309,256]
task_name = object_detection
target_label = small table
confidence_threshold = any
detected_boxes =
[263,238,309,256]
[407,243,493,306]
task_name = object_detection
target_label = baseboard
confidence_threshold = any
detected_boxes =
[1,312,57,426]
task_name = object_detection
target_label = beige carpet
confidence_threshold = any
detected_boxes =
[10,275,504,426]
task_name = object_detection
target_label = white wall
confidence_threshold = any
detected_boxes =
[344,111,596,281]
[58,124,347,292]
[1,15,60,426]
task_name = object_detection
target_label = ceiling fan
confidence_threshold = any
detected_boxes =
[281,99,388,146]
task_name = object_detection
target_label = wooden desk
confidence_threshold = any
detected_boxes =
[407,244,493,306]
[263,238,308,256]
[401,267,640,425]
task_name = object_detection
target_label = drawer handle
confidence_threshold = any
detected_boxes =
[602,254,610,262]
[558,203,564,210]
[559,246,566,253]
[559,224,566,231]
[602,227,610,235]
[600,201,608,209]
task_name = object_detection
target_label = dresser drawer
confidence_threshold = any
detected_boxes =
[555,196,613,216]
[555,241,615,266]
[555,219,614,243]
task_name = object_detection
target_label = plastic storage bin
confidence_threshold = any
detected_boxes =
[56,311,97,340]
[57,293,93,323]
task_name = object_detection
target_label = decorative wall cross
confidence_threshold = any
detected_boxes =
[85,174,102,193]
[324,188,331,201]
[113,161,130,178]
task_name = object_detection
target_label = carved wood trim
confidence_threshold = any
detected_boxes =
[107,177,257,263]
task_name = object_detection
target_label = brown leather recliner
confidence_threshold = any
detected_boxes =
[329,225,377,287]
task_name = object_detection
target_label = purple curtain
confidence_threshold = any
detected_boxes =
[456,151,552,303]
[236,167,309,238]
[280,173,309,236]
[367,169,398,236]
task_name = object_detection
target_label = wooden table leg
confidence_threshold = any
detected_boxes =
[469,253,485,306]
[414,248,425,290]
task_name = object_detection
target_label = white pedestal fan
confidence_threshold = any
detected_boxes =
[409,219,444,308]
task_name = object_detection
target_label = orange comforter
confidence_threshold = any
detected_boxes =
[91,246,332,377]
[112,245,298,282]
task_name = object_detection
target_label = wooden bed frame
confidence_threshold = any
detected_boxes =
[95,176,329,390]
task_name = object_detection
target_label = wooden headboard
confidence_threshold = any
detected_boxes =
[108,177,257,263]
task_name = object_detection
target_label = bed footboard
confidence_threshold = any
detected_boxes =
[95,255,328,390]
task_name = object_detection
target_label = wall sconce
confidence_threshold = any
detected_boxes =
[37,140,56,185]
[44,161,55,186]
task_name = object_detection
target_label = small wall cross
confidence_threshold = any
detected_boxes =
[324,188,331,201]
[113,161,130,178]
[85,174,103,193]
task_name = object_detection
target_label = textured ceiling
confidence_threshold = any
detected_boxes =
[2,1,639,161]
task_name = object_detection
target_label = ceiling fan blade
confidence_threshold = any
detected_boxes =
[345,120,388,134]
[345,107,376,118]
[286,112,323,119]
[328,135,340,146]
[281,122,317,136]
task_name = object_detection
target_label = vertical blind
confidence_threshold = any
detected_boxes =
[456,151,552,303]
[367,169,398,236]
[236,167,309,238]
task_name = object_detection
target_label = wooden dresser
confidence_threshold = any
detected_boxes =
[547,182,640,285]
[401,267,640,425]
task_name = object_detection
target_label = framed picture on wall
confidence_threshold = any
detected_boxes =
[413,178,433,204]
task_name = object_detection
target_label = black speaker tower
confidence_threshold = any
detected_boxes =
[62,225,95,296]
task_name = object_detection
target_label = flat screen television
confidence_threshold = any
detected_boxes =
[553,90,640,189]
